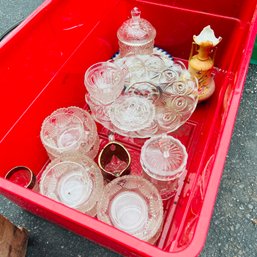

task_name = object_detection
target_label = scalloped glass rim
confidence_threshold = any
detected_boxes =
[40,106,99,158]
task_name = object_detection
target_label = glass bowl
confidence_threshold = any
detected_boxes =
[97,175,163,244]
[40,106,99,159]
[84,61,126,105]
[39,156,104,216]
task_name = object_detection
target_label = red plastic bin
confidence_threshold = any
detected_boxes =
[0,0,257,256]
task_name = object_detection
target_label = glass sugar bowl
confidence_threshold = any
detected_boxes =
[39,156,104,217]
[140,134,188,200]
[97,175,163,244]
[117,7,156,57]
[84,61,126,105]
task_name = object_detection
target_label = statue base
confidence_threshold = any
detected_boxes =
[198,77,215,102]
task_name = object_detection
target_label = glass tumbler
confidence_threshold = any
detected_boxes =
[84,61,126,105]
[97,175,163,244]
[140,134,188,200]
[39,156,104,216]
[40,106,99,160]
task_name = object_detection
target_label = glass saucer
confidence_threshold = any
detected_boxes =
[125,81,160,103]
[108,95,155,132]
[97,175,163,243]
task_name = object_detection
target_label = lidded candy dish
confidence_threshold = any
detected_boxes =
[140,134,188,200]
[117,7,156,57]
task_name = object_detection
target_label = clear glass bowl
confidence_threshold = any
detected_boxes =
[39,156,104,216]
[97,175,163,244]
[40,106,99,159]
[84,61,126,105]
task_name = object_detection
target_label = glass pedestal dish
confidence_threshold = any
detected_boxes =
[86,54,198,138]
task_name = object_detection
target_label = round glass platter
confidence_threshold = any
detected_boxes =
[86,52,198,138]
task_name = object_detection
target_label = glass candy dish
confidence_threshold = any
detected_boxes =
[40,106,99,159]
[97,175,163,244]
[39,156,104,217]
[117,7,156,57]
[86,54,198,138]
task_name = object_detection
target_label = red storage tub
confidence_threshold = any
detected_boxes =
[0,0,256,256]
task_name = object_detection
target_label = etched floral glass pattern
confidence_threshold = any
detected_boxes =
[97,175,163,244]
[40,106,99,159]
[39,156,104,217]
[86,52,198,138]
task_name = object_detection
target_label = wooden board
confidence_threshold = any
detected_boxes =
[0,215,28,257]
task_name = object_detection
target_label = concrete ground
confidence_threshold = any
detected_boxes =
[0,1,256,256]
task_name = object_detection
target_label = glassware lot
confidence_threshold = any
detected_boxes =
[0,0,255,256]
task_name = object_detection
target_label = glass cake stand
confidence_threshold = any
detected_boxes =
[86,52,198,138]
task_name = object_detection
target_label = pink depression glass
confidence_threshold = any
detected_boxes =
[97,175,163,244]
[39,156,104,216]
[140,134,188,200]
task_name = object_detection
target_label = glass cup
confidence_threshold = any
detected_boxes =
[97,175,163,244]
[39,156,104,216]
[140,134,188,200]
[84,61,126,105]
[40,106,99,160]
